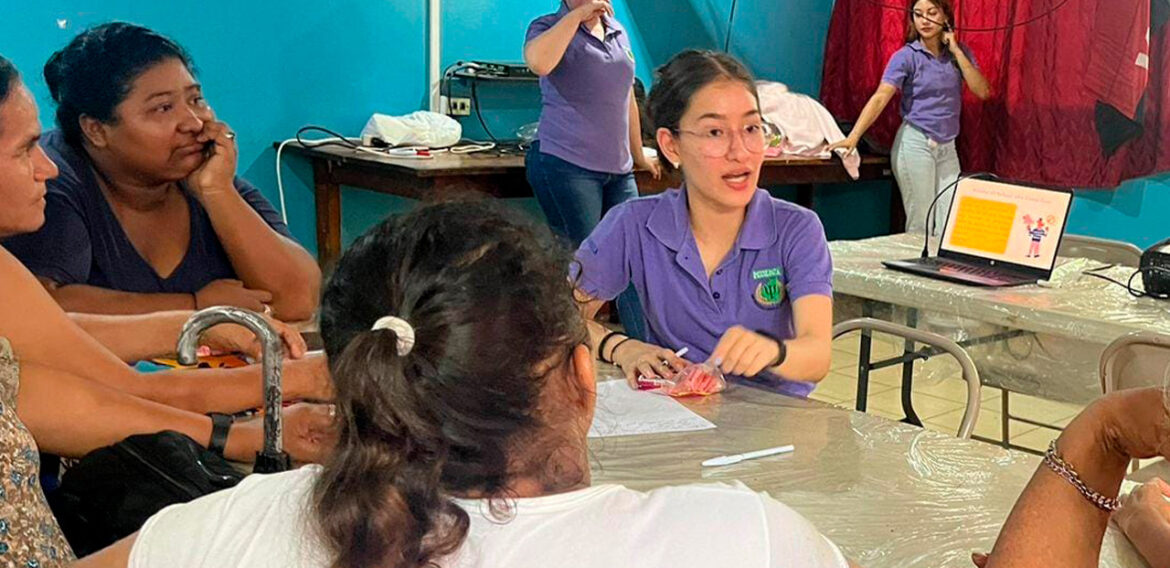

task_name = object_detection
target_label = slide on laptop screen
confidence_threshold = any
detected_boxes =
[940,178,1071,271]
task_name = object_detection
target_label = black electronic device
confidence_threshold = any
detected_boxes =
[1140,238,1170,297]
[451,61,538,81]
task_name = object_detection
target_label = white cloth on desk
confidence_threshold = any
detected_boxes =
[129,465,850,568]
[757,81,861,180]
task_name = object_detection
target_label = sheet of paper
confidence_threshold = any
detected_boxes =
[588,380,716,438]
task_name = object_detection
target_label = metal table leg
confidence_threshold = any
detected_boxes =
[901,308,923,427]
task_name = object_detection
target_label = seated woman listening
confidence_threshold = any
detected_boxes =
[576,50,833,396]
[0,55,334,567]
[1,22,320,320]
[978,385,1170,568]
[75,200,856,568]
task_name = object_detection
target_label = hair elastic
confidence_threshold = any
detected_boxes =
[371,316,416,356]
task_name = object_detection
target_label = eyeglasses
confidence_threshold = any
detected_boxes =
[673,123,771,158]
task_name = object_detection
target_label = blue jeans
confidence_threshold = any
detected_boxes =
[526,141,646,340]
[891,123,961,237]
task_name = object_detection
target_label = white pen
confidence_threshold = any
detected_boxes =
[701,444,795,467]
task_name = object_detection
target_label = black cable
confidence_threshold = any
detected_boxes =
[470,80,500,144]
[855,0,1072,33]
[1083,269,1132,288]
[1083,265,1170,299]
[920,172,998,258]
[442,61,479,110]
[1131,267,1170,299]
[1083,263,1123,283]
[724,0,740,52]
[1003,332,1035,360]
[295,125,362,150]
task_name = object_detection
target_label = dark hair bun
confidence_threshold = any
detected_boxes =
[40,22,193,146]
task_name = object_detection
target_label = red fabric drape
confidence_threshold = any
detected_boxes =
[820,0,1170,188]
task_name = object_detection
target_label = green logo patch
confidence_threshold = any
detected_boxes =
[751,267,785,309]
[754,277,785,308]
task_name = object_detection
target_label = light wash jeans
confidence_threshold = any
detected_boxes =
[891,123,961,237]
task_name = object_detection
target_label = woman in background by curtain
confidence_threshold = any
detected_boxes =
[829,0,989,235]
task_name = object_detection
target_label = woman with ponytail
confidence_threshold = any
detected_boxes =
[77,200,852,568]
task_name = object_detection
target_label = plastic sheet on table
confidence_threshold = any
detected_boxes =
[586,371,1147,567]
[830,235,1170,405]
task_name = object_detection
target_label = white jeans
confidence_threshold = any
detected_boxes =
[891,123,960,236]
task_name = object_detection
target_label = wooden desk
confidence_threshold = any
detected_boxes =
[279,142,901,265]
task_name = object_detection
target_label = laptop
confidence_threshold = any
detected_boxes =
[883,178,1073,287]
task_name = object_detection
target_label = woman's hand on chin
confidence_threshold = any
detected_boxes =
[186,120,239,201]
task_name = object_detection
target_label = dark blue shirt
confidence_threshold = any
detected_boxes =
[2,130,292,294]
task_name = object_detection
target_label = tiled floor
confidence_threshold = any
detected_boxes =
[818,334,1086,453]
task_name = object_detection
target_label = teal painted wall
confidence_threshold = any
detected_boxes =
[2,0,428,252]
[1068,175,1170,248]
[3,2,1163,252]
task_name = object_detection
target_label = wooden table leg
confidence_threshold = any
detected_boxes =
[312,160,342,268]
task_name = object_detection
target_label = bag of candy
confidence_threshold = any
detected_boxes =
[636,362,727,397]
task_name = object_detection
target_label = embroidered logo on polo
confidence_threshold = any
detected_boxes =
[751,267,785,309]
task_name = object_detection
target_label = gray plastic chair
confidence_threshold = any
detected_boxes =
[994,234,1141,449]
[833,318,982,439]
[1100,331,1170,394]
[1058,234,1142,267]
[1099,331,1170,472]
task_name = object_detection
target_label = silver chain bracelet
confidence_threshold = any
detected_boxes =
[1044,440,1120,512]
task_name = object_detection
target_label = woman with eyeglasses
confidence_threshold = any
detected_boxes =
[828,0,990,235]
[575,50,834,397]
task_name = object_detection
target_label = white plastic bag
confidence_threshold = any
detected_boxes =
[360,111,462,148]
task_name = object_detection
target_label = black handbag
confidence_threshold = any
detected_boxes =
[48,308,294,557]
[46,430,245,557]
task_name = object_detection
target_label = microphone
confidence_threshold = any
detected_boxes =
[919,172,997,258]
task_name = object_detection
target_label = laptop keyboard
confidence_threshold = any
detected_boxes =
[918,257,1016,280]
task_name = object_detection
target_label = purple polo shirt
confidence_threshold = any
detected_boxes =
[881,41,977,144]
[526,6,636,174]
[575,187,834,397]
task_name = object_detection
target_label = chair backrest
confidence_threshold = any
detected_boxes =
[1058,234,1142,266]
[832,318,982,439]
[1099,331,1170,393]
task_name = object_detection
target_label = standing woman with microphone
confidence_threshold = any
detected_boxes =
[829,0,990,234]
[524,0,660,337]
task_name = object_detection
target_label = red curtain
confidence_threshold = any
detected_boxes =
[820,0,1170,188]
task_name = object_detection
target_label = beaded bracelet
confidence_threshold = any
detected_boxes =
[1044,440,1121,512]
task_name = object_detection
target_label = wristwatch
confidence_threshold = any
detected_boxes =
[770,338,788,368]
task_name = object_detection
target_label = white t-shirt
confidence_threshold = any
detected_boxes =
[129,465,849,568]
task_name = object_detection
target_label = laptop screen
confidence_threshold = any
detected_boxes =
[939,178,1073,271]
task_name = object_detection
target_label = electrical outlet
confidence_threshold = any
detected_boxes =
[450,97,472,116]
